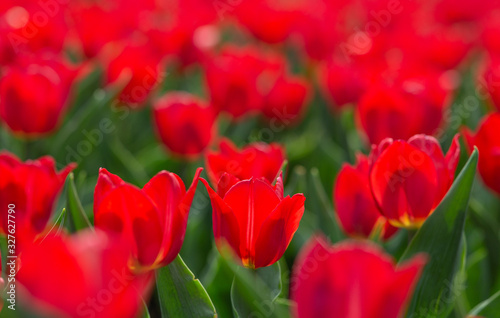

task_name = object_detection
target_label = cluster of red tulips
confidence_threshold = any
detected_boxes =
[1,0,500,317]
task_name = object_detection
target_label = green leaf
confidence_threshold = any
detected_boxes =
[156,255,217,318]
[309,167,344,243]
[65,173,93,232]
[221,253,290,318]
[399,149,478,317]
[468,289,500,316]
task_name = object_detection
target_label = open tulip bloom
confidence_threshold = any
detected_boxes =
[93,167,202,271]
[201,171,305,269]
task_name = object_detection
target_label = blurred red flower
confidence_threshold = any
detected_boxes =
[105,43,163,107]
[334,154,398,240]
[201,172,305,269]
[0,152,75,251]
[153,92,217,158]
[369,134,460,228]
[17,231,152,318]
[0,56,78,137]
[291,236,426,318]
[463,113,500,195]
[93,167,202,271]
[205,45,307,120]
[205,138,285,187]
[357,66,452,145]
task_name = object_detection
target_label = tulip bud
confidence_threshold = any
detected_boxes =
[0,56,78,137]
[153,92,216,158]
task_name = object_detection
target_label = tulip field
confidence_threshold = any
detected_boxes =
[2,0,500,317]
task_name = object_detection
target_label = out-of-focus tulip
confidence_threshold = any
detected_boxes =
[0,152,75,250]
[357,68,452,145]
[369,134,460,228]
[205,138,285,187]
[319,58,374,109]
[291,236,426,318]
[462,113,500,195]
[16,231,152,318]
[334,154,398,240]
[93,167,202,270]
[233,0,305,44]
[479,58,500,112]
[262,75,310,125]
[105,44,163,107]
[0,56,78,137]
[201,172,305,269]
[205,45,306,120]
[153,92,216,158]
[1,1,69,57]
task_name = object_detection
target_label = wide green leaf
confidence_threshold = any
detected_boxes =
[399,149,478,317]
[156,255,217,318]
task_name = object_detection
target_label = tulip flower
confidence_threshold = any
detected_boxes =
[480,58,500,112]
[291,237,426,318]
[357,69,452,145]
[334,154,398,240]
[16,230,152,318]
[201,171,305,269]
[0,56,78,137]
[462,113,500,195]
[205,45,306,120]
[262,75,310,125]
[105,44,163,107]
[93,167,202,270]
[205,138,286,187]
[153,92,216,158]
[0,152,75,250]
[369,134,460,228]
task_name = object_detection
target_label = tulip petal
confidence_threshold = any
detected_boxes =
[94,168,126,212]
[254,194,305,268]
[95,184,162,267]
[200,178,241,260]
[217,172,240,198]
[370,141,438,227]
[223,178,281,267]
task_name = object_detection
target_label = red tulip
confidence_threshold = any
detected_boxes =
[205,45,292,119]
[153,92,216,158]
[357,68,452,145]
[0,152,75,250]
[205,138,286,187]
[334,154,398,240]
[0,56,78,137]
[1,1,69,56]
[462,113,500,195]
[262,75,310,125]
[233,0,305,44]
[291,236,426,318]
[93,167,202,270]
[479,58,500,112]
[201,171,305,269]
[105,44,163,108]
[16,230,152,318]
[369,134,460,228]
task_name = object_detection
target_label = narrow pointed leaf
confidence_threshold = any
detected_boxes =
[399,149,478,317]
[65,173,93,231]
